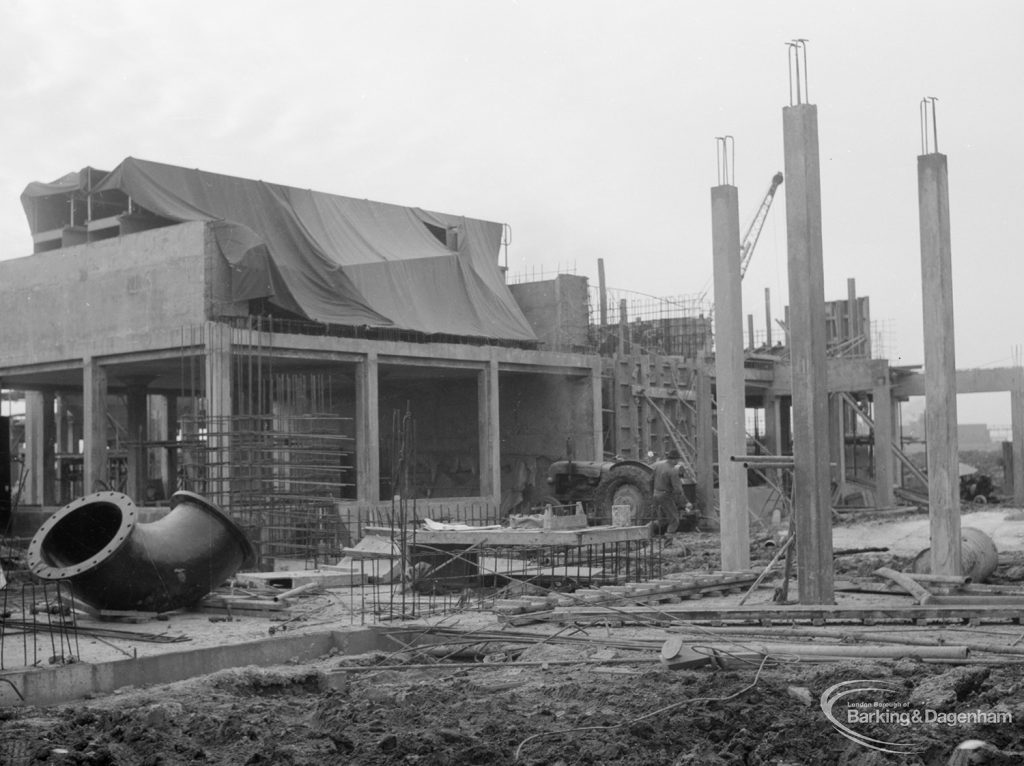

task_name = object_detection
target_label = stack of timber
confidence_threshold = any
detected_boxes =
[494,572,758,625]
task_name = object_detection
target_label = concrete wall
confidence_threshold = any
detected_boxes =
[509,274,590,350]
[0,222,222,366]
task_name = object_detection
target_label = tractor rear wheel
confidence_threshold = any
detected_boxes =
[594,465,652,526]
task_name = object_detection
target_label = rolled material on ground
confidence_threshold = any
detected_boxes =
[912,527,998,582]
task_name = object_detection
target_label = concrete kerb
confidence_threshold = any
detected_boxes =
[0,627,397,708]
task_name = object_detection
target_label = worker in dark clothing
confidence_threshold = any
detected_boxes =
[650,449,685,534]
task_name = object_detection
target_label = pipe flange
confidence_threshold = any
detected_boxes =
[27,491,138,581]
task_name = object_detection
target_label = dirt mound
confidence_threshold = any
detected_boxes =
[3,656,1024,765]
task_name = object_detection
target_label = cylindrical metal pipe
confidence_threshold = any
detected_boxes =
[912,527,998,583]
[27,490,254,613]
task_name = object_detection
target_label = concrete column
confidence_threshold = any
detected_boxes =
[591,358,604,460]
[204,322,233,508]
[872,377,895,507]
[1012,386,1024,506]
[83,358,108,494]
[478,357,501,502]
[918,152,961,575]
[828,395,845,498]
[784,103,834,603]
[695,365,715,516]
[152,394,178,500]
[764,288,773,347]
[847,278,860,354]
[124,383,149,501]
[355,352,380,503]
[25,390,56,506]
[712,184,748,571]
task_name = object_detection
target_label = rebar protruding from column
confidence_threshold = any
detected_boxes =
[920,96,939,154]
[787,38,810,106]
[715,135,735,186]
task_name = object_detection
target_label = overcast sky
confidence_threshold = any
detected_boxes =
[2,0,1021,424]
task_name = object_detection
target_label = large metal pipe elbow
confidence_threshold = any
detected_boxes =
[27,490,255,613]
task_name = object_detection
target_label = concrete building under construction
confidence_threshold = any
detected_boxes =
[2,155,1024,573]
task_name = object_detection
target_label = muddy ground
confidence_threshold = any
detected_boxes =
[4,509,1024,765]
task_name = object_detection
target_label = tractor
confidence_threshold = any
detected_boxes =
[543,457,654,524]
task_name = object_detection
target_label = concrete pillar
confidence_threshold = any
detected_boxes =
[783,103,834,603]
[695,364,715,515]
[847,278,859,354]
[918,152,961,575]
[478,357,501,502]
[764,288,773,347]
[712,184,748,571]
[25,390,56,506]
[124,383,149,501]
[152,394,178,500]
[356,352,380,502]
[83,358,108,494]
[204,322,233,508]
[872,374,895,507]
[1012,386,1024,506]
[591,358,604,460]
[828,395,845,498]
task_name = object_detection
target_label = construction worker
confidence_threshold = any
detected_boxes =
[650,449,685,534]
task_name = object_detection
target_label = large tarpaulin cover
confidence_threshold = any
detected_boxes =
[23,158,536,342]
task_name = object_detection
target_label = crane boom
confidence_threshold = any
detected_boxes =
[739,171,783,279]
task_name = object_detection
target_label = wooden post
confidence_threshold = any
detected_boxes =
[783,102,834,603]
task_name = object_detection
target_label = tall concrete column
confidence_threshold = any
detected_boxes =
[355,352,380,502]
[712,184,748,571]
[204,322,233,508]
[784,103,834,603]
[918,152,961,575]
[478,357,501,502]
[695,365,715,517]
[83,358,108,494]
[25,390,56,506]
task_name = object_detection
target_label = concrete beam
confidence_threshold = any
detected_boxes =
[783,103,834,604]
[892,366,1024,398]
[919,152,961,575]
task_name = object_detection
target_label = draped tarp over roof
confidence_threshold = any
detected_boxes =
[29,157,536,341]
